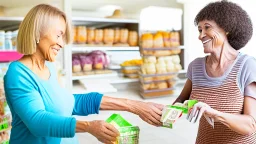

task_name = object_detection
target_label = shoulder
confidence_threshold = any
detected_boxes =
[188,57,205,67]
[4,61,36,88]
[240,54,256,72]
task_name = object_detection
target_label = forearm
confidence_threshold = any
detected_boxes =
[100,96,138,114]
[215,112,256,135]
[76,120,89,133]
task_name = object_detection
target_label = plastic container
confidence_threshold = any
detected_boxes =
[11,30,18,51]
[141,48,181,56]
[124,73,139,79]
[4,32,12,50]
[141,79,177,90]
[121,66,140,74]
[0,31,5,51]
[140,88,175,98]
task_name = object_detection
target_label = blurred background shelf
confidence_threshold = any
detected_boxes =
[72,46,140,52]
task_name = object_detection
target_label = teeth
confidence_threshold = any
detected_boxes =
[203,39,211,44]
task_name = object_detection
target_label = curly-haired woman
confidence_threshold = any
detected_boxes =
[174,1,256,143]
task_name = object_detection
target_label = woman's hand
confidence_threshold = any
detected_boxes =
[129,101,164,126]
[187,102,220,127]
[87,120,119,144]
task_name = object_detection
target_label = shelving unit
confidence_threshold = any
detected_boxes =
[64,17,141,91]
[72,45,139,52]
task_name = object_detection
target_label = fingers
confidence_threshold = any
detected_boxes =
[105,123,119,137]
[187,102,205,122]
[194,107,206,123]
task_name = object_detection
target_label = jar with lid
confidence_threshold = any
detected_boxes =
[77,26,87,44]
[12,30,18,51]
[128,31,138,46]
[87,27,95,44]
[114,28,120,44]
[94,29,103,44]
[0,31,5,51]
[5,31,12,50]
[103,29,114,45]
[120,29,129,43]
[73,26,78,43]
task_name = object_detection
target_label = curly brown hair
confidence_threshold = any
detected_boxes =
[194,0,253,50]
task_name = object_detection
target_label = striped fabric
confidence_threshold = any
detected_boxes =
[190,54,256,144]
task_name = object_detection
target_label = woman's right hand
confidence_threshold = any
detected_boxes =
[87,120,119,144]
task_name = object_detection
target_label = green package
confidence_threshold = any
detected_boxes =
[106,114,139,144]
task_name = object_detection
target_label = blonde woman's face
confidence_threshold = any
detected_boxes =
[38,17,66,62]
[197,20,227,54]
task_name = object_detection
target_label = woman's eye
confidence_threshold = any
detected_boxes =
[198,29,202,33]
[57,35,60,38]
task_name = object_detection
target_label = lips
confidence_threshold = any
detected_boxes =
[52,48,60,55]
[202,39,212,44]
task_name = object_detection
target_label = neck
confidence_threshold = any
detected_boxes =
[26,50,46,70]
[208,42,238,68]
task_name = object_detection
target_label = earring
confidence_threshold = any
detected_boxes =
[36,40,40,44]
[226,32,229,35]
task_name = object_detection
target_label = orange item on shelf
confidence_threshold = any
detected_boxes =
[77,26,87,44]
[153,32,164,48]
[95,29,103,44]
[128,31,138,46]
[141,33,153,48]
[73,26,78,43]
[87,27,95,44]
[114,28,120,44]
[103,29,114,44]
[163,31,171,47]
[170,31,180,47]
[120,29,129,43]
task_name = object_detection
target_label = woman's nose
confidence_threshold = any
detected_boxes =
[57,37,64,48]
[199,30,206,40]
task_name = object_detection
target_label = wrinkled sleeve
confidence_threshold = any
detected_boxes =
[72,92,103,116]
[186,61,193,81]
[240,57,256,98]
[4,73,76,138]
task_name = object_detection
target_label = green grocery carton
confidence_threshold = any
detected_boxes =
[106,114,140,144]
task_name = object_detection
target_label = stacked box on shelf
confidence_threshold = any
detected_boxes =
[120,59,142,79]
[139,31,182,98]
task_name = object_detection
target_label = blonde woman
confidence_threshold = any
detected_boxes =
[4,4,164,144]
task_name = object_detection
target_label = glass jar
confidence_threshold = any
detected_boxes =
[12,30,18,51]
[120,29,129,43]
[103,29,114,45]
[0,31,5,51]
[87,27,95,44]
[5,31,12,50]
[94,29,103,44]
[77,26,87,44]
[128,31,138,46]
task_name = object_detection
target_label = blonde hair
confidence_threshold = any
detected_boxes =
[17,4,71,55]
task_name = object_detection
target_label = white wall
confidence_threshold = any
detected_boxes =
[182,0,256,70]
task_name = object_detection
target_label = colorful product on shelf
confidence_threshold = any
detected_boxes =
[0,77,11,143]
[72,51,112,76]
[120,59,142,79]
[72,26,138,47]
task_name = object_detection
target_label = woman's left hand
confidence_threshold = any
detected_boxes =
[130,101,164,126]
[187,102,220,127]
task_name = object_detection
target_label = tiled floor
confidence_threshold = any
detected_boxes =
[75,82,199,144]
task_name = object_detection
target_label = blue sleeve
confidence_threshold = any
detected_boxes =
[4,66,76,138]
[72,92,103,116]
